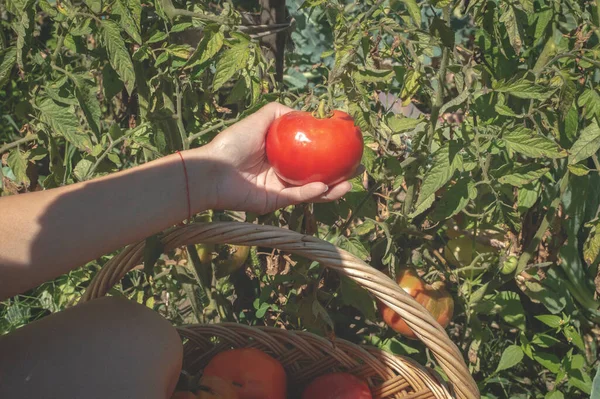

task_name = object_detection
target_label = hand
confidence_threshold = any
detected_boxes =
[199,102,355,214]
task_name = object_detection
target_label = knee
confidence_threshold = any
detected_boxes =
[83,296,183,360]
[79,296,183,391]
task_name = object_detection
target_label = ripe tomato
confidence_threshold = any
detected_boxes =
[202,348,286,399]
[378,268,454,339]
[197,376,239,399]
[301,372,372,399]
[266,110,364,186]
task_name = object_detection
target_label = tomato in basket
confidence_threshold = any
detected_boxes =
[203,348,286,399]
[301,372,372,399]
[197,376,239,399]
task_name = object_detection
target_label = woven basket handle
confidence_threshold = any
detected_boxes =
[81,222,479,399]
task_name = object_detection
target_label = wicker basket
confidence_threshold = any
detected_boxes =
[81,222,479,399]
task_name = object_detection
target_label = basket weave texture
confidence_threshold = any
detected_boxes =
[81,222,480,399]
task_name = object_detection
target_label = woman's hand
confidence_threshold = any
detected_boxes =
[197,102,355,214]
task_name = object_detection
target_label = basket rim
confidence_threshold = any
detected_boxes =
[176,322,454,399]
[81,221,479,399]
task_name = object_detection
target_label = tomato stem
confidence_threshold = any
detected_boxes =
[313,99,333,119]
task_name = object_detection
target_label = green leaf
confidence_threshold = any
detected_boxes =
[15,10,30,70]
[212,42,251,92]
[517,0,534,13]
[591,365,600,399]
[563,325,585,351]
[535,314,563,328]
[386,114,422,133]
[568,121,600,165]
[498,165,549,187]
[154,51,169,67]
[74,75,102,136]
[337,236,370,261]
[495,345,524,372]
[400,69,421,105]
[569,370,592,395]
[568,163,591,176]
[531,333,561,348]
[7,149,29,185]
[353,67,395,83]
[578,89,600,120]
[37,97,92,151]
[83,0,102,13]
[224,78,248,104]
[101,20,135,95]
[73,158,93,181]
[339,276,376,320]
[535,9,553,39]
[112,0,142,44]
[192,29,225,66]
[402,0,421,26]
[311,298,334,331]
[496,291,526,330]
[534,352,561,373]
[495,104,517,117]
[517,182,540,212]
[500,5,523,54]
[415,141,463,208]
[584,221,600,266]
[494,79,555,100]
[408,193,435,218]
[545,391,564,399]
[147,31,168,44]
[503,127,567,159]
[431,177,476,221]
[0,48,16,89]
[430,17,454,48]
[102,64,123,100]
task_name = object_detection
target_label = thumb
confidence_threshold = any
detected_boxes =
[277,182,329,208]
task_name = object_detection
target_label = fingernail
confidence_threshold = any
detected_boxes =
[323,185,329,193]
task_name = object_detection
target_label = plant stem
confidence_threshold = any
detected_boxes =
[174,79,188,150]
[426,7,450,151]
[85,123,149,180]
[515,173,569,274]
[0,135,37,154]
[186,119,238,144]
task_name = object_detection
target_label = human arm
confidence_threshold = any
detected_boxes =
[0,103,354,300]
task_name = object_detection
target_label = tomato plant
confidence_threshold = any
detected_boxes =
[202,348,286,399]
[266,109,364,186]
[301,373,372,399]
[1,0,599,397]
[377,268,454,339]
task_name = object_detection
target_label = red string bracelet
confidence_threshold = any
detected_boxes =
[176,150,192,222]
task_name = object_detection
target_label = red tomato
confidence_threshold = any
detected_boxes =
[377,268,454,339]
[266,110,364,186]
[202,348,286,399]
[197,376,239,399]
[301,373,372,399]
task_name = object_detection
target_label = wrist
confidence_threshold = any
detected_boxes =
[180,146,221,213]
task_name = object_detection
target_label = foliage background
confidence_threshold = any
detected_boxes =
[1,0,600,398]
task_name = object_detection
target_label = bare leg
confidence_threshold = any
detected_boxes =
[0,296,183,399]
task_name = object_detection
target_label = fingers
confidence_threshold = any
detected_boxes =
[313,181,352,202]
[277,182,329,208]
[238,102,294,136]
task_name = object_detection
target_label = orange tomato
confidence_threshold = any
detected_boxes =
[203,348,286,399]
[378,268,454,339]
